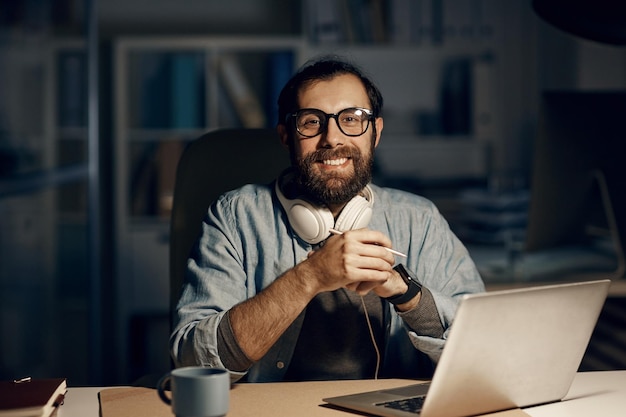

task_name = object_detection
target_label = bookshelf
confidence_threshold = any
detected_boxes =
[46,39,93,383]
[48,40,90,220]
[0,36,92,383]
[299,0,530,238]
[300,0,524,168]
[113,36,304,381]
[299,0,506,186]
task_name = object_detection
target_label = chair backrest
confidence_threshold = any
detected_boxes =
[169,128,290,316]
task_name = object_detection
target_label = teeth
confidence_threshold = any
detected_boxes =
[323,158,347,166]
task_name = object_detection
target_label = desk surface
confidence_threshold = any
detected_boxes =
[58,370,626,417]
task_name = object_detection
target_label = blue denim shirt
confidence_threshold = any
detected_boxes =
[170,183,485,382]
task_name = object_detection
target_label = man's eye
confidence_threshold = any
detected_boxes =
[302,118,320,126]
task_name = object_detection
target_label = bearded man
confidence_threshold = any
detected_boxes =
[170,57,485,383]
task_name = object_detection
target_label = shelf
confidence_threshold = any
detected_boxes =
[114,35,305,50]
[0,163,89,198]
[56,127,88,141]
[376,135,490,182]
[126,128,206,142]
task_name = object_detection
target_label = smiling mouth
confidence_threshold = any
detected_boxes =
[322,157,348,166]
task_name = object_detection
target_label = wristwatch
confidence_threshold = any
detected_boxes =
[385,263,422,305]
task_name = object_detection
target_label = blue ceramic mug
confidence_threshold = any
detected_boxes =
[157,366,229,417]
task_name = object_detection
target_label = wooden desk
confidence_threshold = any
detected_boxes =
[58,371,626,417]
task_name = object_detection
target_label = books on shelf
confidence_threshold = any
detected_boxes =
[218,55,266,128]
[305,0,344,43]
[457,187,530,244]
[155,140,184,218]
[130,140,184,218]
[440,58,472,135]
[472,54,496,140]
[266,51,294,127]
[138,53,172,129]
[305,0,495,45]
[171,53,203,129]
[57,50,86,128]
[0,378,67,417]
[138,52,204,129]
[304,0,382,44]
[130,45,298,131]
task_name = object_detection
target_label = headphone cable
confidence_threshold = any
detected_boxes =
[360,295,381,380]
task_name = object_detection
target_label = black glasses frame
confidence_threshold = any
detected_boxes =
[287,107,375,138]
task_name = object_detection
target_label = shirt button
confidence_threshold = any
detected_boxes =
[276,361,285,369]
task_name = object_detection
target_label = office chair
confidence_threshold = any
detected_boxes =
[132,128,287,388]
[169,128,290,318]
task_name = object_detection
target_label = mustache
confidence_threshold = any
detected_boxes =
[307,147,360,162]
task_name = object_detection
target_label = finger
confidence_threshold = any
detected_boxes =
[337,230,396,264]
[347,228,394,251]
[354,280,382,295]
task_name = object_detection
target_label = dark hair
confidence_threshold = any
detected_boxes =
[277,56,384,126]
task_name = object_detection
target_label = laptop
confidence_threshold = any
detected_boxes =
[323,279,611,417]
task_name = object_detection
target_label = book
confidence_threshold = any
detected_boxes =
[218,55,266,128]
[139,53,172,128]
[388,0,412,44]
[0,378,67,417]
[155,140,184,218]
[171,53,203,129]
[266,51,294,127]
[57,50,86,128]
[304,0,343,43]
[440,58,472,135]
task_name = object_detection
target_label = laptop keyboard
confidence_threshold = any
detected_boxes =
[377,396,426,414]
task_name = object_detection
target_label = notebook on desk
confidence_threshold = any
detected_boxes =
[323,279,611,417]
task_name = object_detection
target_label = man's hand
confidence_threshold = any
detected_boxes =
[297,229,405,296]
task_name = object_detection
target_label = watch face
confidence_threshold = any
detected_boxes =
[394,264,422,288]
[394,264,411,285]
[386,265,422,305]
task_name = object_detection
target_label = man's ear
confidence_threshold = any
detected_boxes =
[373,117,384,148]
[277,124,290,150]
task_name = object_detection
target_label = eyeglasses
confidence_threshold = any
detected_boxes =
[287,107,374,138]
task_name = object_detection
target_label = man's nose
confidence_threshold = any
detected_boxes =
[320,117,344,147]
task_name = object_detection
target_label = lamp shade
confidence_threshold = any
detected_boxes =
[533,0,626,45]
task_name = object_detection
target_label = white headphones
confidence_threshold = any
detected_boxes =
[275,174,374,245]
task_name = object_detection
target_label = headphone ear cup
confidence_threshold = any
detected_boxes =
[275,180,334,244]
[286,200,334,245]
[334,195,373,232]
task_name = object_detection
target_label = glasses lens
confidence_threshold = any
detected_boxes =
[295,109,325,137]
[338,108,370,136]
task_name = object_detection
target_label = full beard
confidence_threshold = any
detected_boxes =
[291,145,374,206]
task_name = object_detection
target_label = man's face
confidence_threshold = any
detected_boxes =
[280,74,383,206]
